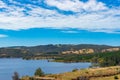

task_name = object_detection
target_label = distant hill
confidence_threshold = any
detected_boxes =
[0,44,120,57]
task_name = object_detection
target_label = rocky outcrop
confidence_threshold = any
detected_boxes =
[102,48,120,53]
[62,48,120,54]
[62,49,94,54]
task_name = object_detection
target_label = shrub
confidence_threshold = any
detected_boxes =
[114,75,119,79]
[34,68,44,76]
[72,68,78,72]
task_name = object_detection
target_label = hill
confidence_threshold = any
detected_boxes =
[0,44,120,58]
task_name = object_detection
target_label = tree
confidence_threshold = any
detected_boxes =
[114,76,119,80]
[34,68,44,76]
[12,72,19,80]
[72,68,78,72]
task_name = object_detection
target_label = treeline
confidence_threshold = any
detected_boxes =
[54,51,120,67]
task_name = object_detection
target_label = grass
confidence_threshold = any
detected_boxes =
[90,74,120,80]
[21,66,120,80]
[47,66,120,80]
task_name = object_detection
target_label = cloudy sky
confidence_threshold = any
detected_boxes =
[0,0,120,47]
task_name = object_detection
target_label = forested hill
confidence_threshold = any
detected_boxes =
[0,44,120,57]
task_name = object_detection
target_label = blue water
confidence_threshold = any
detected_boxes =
[0,58,91,80]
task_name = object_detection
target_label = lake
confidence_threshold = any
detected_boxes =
[0,58,91,80]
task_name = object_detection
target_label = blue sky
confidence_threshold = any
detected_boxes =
[0,0,120,47]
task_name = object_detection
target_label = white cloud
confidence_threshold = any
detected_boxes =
[61,30,79,33]
[87,28,120,34]
[0,0,6,8]
[0,0,120,33]
[45,0,108,12]
[0,34,8,38]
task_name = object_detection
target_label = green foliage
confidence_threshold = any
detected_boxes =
[34,68,44,76]
[72,68,78,72]
[114,75,119,79]
[55,51,120,67]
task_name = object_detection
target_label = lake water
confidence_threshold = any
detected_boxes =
[0,58,91,80]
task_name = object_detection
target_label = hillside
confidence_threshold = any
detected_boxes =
[47,66,120,80]
[21,66,120,80]
[0,44,120,58]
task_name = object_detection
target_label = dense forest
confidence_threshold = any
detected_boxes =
[54,51,120,67]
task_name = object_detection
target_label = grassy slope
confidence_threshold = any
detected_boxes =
[21,66,120,80]
[47,66,120,80]
[90,74,120,80]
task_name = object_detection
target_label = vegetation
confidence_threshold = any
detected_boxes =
[114,75,119,79]
[34,68,44,76]
[72,68,79,72]
[54,51,120,67]
[20,66,120,80]
[47,66,120,80]
[0,44,117,58]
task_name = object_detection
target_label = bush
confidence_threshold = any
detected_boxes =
[72,68,78,72]
[114,76,119,79]
[34,68,44,76]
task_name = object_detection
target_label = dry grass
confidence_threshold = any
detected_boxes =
[21,66,120,80]
[90,74,120,80]
[47,66,120,80]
